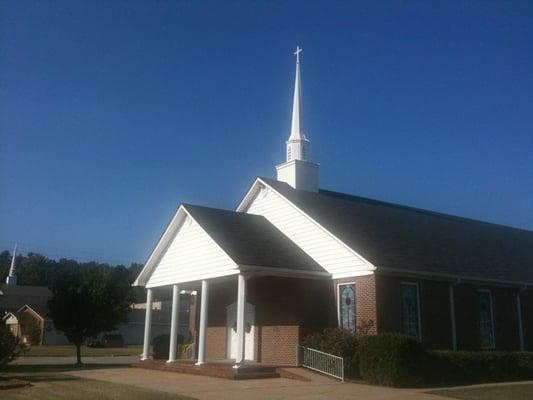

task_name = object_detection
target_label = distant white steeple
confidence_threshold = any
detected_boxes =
[276,46,319,192]
[6,244,18,286]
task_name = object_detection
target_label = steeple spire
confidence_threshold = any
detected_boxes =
[286,46,309,162]
[276,46,319,192]
[289,46,304,141]
[6,243,18,285]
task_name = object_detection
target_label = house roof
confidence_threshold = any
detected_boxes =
[258,178,533,284]
[0,284,53,314]
[184,204,326,274]
[18,303,51,321]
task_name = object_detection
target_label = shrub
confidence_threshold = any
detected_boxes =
[301,327,360,378]
[428,351,533,386]
[0,324,26,369]
[358,332,427,387]
[152,334,185,360]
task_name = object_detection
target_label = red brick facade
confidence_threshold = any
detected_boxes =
[199,276,334,365]
[193,272,531,366]
[334,275,377,334]
[374,274,528,351]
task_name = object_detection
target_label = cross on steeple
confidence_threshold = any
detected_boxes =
[294,46,302,64]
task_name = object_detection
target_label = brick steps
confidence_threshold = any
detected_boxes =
[133,360,281,380]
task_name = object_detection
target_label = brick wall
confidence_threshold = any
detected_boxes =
[375,274,526,351]
[249,276,335,365]
[375,274,453,349]
[334,275,377,334]
[200,275,334,366]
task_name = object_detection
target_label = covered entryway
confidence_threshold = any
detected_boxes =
[226,301,255,360]
[133,203,331,369]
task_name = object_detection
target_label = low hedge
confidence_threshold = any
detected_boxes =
[358,332,427,387]
[428,350,533,386]
[301,327,359,378]
[303,330,533,387]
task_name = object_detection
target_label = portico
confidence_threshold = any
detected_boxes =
[134,204,331,368]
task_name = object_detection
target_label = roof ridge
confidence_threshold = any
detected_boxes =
[318,188,532,233]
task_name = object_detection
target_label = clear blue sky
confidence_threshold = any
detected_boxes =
[1,1,532,265]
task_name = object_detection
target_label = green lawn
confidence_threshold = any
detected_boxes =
[24,345,143,357]
[1,373,192,400]
[429,383,533,400]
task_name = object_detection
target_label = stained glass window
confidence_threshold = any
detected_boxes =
[339,284,356,332]
[401,283,420,338]
[478,290,495,348]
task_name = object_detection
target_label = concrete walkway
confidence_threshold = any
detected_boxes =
[65,367,447,400]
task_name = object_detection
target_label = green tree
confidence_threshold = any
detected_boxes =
[48,267,132,365]
[0,323,26,370]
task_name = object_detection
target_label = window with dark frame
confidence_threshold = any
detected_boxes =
[338,283,356,332]
[478,289,495,348]
[400,283,420,339]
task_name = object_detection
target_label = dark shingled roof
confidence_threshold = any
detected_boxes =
[184,204,326,274]
[260,178,533,284]
[0,284,53,315]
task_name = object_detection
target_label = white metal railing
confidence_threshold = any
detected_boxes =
[299,346,344,381]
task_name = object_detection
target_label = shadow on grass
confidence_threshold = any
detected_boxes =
[5,363,131,374]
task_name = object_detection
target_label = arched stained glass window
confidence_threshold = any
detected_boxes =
[339,284,356,332]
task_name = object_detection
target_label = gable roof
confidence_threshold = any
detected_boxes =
[134,203,328,286]
[184,204,325,273]
[257,178,533,285]
[0,284,53,314]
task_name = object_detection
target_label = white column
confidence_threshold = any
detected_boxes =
[195,280,209,365]
[449,284,457,351]
[233,274,246,368]
[517,290,525,352]
[167,284,180,363]
[141,288,153,360]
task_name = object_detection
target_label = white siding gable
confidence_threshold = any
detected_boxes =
[241,183,374,279]
[146,214,239,288]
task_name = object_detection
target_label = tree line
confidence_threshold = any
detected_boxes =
[0,250,148,365]
[0,250,143,292]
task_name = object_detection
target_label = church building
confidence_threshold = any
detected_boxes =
[134,47,533,368]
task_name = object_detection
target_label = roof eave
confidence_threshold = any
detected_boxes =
[376,266,533,288]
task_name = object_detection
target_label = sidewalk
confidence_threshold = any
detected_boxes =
[65,367,446,400]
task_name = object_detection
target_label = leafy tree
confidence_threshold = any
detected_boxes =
[0,323,26,370]
[48,267,133,365]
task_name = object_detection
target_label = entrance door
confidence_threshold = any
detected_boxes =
[226,302,255,361]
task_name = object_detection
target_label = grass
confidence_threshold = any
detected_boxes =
[429,383,533,400]
[1,372,192,400]
[24,345,143,357]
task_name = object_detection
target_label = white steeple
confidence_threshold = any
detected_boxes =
[286,46,309,161]
[6,243,18,286]
[276,46,319,192]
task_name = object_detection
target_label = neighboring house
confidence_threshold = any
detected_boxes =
[0,283,69,345]
[112,298,192,345]
[1,282,188,346]
[133,48,533,367]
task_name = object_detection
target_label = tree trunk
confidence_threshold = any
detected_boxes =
[76,343,82,365]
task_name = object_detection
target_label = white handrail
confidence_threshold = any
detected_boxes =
[299,346,344,381]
